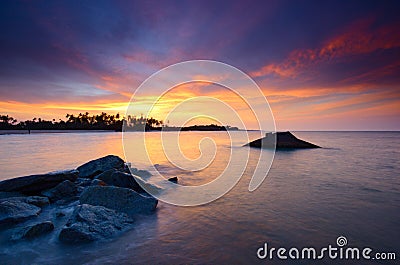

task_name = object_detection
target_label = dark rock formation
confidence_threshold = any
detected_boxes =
[246,131,321,149]
[0,199,41,226]
[95,170,146,193]
[0,191,24,199]
[12,221,54,240]
[3,196,50,208]
[80,186,158,216]
[0,170,78,195]
[41,180,78,202]
[168,177,178,183]
[59,204,133,243]
[76,155,124,178]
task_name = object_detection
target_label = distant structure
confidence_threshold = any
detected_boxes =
[245,131,321,149]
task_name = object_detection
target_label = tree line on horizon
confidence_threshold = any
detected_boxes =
[0,112,163,131]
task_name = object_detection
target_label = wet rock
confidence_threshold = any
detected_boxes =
[245,131,321,149]
[75,178,92,187]
[90,179,107,186]
[80,186,158,216]
[23,196,49,207]
[41,180,78,202]
[129,167,152,179]
[77,155,124,178]
[0,191,24,199]
[12,221,54,240]
[0,170,78,195]
[168,177,178,183]
[0,196,49,208]
[95,170,145,192]
[0,199,41,226]
[59,204,133,243]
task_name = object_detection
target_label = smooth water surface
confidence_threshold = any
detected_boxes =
[0,131,399,264]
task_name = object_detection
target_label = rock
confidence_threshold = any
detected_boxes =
[95,170,145,192]
[245,131,321,149]
[129,167,152,179]
[23,196,49,207]
[90,179,107,186]
[59,204,133,243]
[80,186,158,216]
[0,196,49,208]
[55,211,66,218]
[168,177,178,183]
[0,170,78,195]
[0,191,24,199]
[77,155,124,178]
[75,178,92,187]
[41,180,78,202]
[12,221,54,240]
[0,199,41,226]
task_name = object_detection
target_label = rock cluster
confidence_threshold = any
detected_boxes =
[0,155,159,243]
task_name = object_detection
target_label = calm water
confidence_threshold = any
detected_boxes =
[0,131,399,264]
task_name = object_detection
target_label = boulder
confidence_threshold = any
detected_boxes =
[0,199,41,226]
[168,177,178,183]
[59,204,133,243]
[12,221,54,240]
[95,170,145,193]
[90,179,107,186]
[80,186,158,216]
[74,178,92,187]
[245,131,321,149]
[76,155,124,178]
[41,180,78,202]
[0,191,24,199]
[0,170,78,195]
[3,196,49,208]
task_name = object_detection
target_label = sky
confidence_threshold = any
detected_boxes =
[0,0,399,130]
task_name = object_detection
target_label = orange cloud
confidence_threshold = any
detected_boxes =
[251,18,400,78]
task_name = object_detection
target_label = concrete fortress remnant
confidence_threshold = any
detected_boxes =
[245,131,321,149]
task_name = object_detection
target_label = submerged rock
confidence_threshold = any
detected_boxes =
[246,131,321,149]
[76,155,124,178]
[0,170,78,195]
[59,204,133,243]
[12,221,54,240]
[0,199,41,226]
[41,180,78,202]
[80,186,158,216]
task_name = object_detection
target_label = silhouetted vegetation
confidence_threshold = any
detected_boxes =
[0,112,163,131]
[0,113,238,132]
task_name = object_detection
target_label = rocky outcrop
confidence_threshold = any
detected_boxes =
[80,186,158,216]
[2,196,50,208]
[245,131,321,149]
[95,170,146,193]
[76,155,124,178]
[0,155,161,244]
[41,180,78,202]
[12,221,54,240]
[0,170,78,195]
[168,177,178,183]
[0,199,41,226]
[59,204,133,243]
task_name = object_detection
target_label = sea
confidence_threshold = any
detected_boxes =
[0,131,399,264]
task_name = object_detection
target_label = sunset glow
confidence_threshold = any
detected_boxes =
[0,1,399,130]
